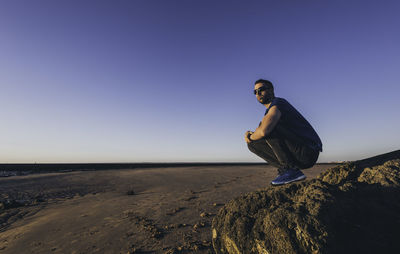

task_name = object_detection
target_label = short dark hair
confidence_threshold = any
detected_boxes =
[254,79,274,90]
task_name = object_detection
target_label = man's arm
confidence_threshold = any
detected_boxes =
[249,106,281,141]
[244,130,253,143]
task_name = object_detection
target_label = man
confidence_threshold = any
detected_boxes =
[245,79,322,185]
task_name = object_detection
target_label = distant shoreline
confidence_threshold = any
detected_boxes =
[0,162,340,176]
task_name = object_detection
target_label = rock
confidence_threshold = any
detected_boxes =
[177,223,187,228]
[212,150,400,254]
[200,212,212,218]
[164,248,177,254]
[193,221,206,230]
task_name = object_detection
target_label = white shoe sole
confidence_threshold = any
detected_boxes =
[271,175,306,185]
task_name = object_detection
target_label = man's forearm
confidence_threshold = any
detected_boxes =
[249,127,266,141]
[250,108,281,141]
[250,121,277,141]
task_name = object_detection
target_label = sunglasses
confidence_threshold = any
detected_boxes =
[253,86,268,95]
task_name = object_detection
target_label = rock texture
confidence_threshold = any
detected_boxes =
[212,150,400,254]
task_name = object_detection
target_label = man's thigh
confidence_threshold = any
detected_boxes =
[286,141,319,169]
[248,139,275,157]
[247,139,281,168]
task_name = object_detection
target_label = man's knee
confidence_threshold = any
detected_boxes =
[248,140,274,160]
[247,141,256,153]
[247,139,265,152]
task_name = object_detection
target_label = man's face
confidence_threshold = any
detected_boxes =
[254,83,273,105]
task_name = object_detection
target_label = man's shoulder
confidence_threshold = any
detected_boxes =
[269,97,299,115]
[265,97,286,115]
[271,97,289,107]
[275,97,288,102]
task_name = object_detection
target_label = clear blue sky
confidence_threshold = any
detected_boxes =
[1,0,399,163]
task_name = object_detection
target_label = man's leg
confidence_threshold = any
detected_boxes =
[285,142,319,169]
[247,130,303,170]
[247,124,319,185]
[264,131,298,169]
[248,135,306,185]
[272,123,320,169]
[247,139,282,168]
[262,124,318,185]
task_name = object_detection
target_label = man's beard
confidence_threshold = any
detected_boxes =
[258,95,273,105]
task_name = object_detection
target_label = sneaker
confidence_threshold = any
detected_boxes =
[271,169,306,185]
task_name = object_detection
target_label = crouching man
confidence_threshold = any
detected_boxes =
[245,79,323,185]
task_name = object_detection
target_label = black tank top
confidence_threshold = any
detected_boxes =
[266,97,323,152]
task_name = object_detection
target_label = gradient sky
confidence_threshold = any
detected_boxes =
[1,0,399,163]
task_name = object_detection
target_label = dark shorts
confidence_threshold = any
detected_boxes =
[247,125,320,169]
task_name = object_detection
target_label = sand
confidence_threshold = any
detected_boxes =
[0,164,335,254]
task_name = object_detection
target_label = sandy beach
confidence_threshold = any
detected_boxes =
[0,164,336,253]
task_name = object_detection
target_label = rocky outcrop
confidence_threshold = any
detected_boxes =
[212,150,400,254]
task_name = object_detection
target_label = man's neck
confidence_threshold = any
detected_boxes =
[264,96,275,108]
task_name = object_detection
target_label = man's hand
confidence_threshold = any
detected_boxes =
[245,131,254,144]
